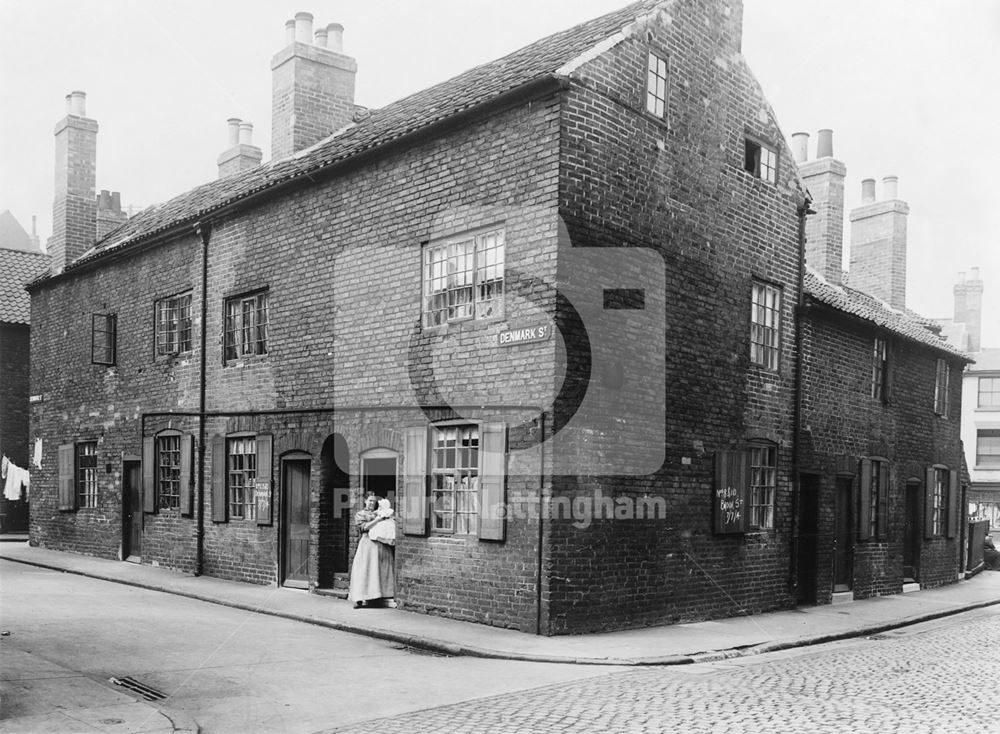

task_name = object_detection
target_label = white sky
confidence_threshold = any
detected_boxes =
[1,0,998,346]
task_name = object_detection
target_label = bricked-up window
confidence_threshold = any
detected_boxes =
[744,138,777,184]
[155,292,193,356]
[749,444,776,529]
[157,434,181,510]
[228,436,257,520]
[934,358,950,416]
[871,336,888,401]
[750,281,781,371]
[978,377,1000,408]
[224,291,269,363]
[76,441,98,509]
[977,429,1000,467]
[645,51,668,118]
[931,467,947,536]
[430,425,479,534]
[423,228,504,327]
[91,313,116,365]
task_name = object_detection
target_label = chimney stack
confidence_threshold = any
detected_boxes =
[953,267,984,352]
[797,128,846,284]
[96,188,128,241]
[849,176,909,310]
[271,12,357,160]
[218,118,263,178]
[49,90,98,274]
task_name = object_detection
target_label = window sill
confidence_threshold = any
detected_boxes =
[223,354,269,368]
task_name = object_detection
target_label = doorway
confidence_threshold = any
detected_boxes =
[122,459,142,562]
[796,474,819,605]
[361,450,398,505]
[281,457,311,588]
[903,481,921,581]
[833,477,854,592]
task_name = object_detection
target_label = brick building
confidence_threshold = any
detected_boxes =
[791,132,970,603]
[27,0,962,634]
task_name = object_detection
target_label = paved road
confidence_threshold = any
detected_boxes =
[0,560,619,733]
[324,607,1000,734]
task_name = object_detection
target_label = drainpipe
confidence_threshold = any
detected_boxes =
[790,199,813,594]
[194,221,212,576]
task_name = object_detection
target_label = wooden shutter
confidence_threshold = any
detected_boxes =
[858,458,872,541]
[402,426,428,536]
[713,450,750,534]
[883,343,894,403]
[179,434,194,516]
[478,423,507,541]
[876,461,889,539]
[211,435,228,523]
[58,443,75,511]
[256,434,273,526]
[142,436,156,514]
[947,469,959,539]
[924,466,936,539]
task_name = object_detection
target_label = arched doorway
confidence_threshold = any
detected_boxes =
[318,434,350,585]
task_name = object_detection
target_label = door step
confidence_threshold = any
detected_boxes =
[902,581,920,593]
[831,591,854,605]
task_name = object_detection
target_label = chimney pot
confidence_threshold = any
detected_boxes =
[970,266,980,281]
[226,117,241,146]
[327,23,344,53]
[295,12,314,44]
[67,90,87,117]
[816,128,834,158]
[791,132,809,163]
[111,191,121,212]
[314,28,328,47]
[861,178,876,203]
[285,19,296,45]
[238,122,253,145]
[883,175,899,200]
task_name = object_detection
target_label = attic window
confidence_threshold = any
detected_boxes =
[645,51,668,118]
[744,138,777,184]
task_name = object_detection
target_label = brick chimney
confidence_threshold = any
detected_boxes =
[795,129,847,284]
[953,267,984,353]
[848,176,909,310]
[271,13,357,160]
[218,118,263,178]
[96,190,127,241]
[50,91,98,274]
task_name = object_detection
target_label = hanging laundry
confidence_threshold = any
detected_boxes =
[33,438,43,469]
[3,460,29,501]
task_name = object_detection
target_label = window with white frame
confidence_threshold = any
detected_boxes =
[931,466,947,536]
[430,425,479,534]
[744,139,777,184]
[92,313,116,365]
[76,441,98,509]
[423,229,504,327]
[155,292,193,356]
[977,429,1000,467]
[750,281,781,371]
[645,51,668,118]
[871,336,888,401]
[227,436,257,520]
[224,291,269,363]
[934,358,950,416]
[749,443,776,529]
[978,377,1000,409]
[157,434,181,510]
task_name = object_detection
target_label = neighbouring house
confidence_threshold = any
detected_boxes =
[791,131,970,602]
[0,210,49,533]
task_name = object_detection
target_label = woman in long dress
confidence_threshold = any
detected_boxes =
[347,494,396,608]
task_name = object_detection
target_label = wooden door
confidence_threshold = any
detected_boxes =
[122,460,142,561]
[282,459,311,588]
[833,477,854,591]
[903,482,920,581]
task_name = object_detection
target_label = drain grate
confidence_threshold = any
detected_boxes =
[108,676,168,701]
[389,643,451,657]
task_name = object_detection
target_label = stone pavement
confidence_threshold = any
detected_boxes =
[2,540,999,732]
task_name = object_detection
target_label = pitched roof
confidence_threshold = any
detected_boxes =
[68,0,666,271]
[804,268,970,361]
[0,249,50,323]
[0,210,40,253]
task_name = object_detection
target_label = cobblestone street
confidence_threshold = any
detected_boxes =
[327,608,1000,734]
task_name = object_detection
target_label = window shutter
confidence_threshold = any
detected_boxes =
[143,436,156,514]
[924,466,936,539]
[947,469,959,539]
[58,443,75,511]
[179,434,194,516]
[714,450,750,534]
[884,345,894,403]
[402,426,428,536]
[478,423,507,541]
[858,459,872,541]
[256,434,273,526]
[877,461,889,539]
[212,435,228,523]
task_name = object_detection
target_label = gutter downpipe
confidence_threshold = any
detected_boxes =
[194,221,212,576]
[790,199,813,595]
